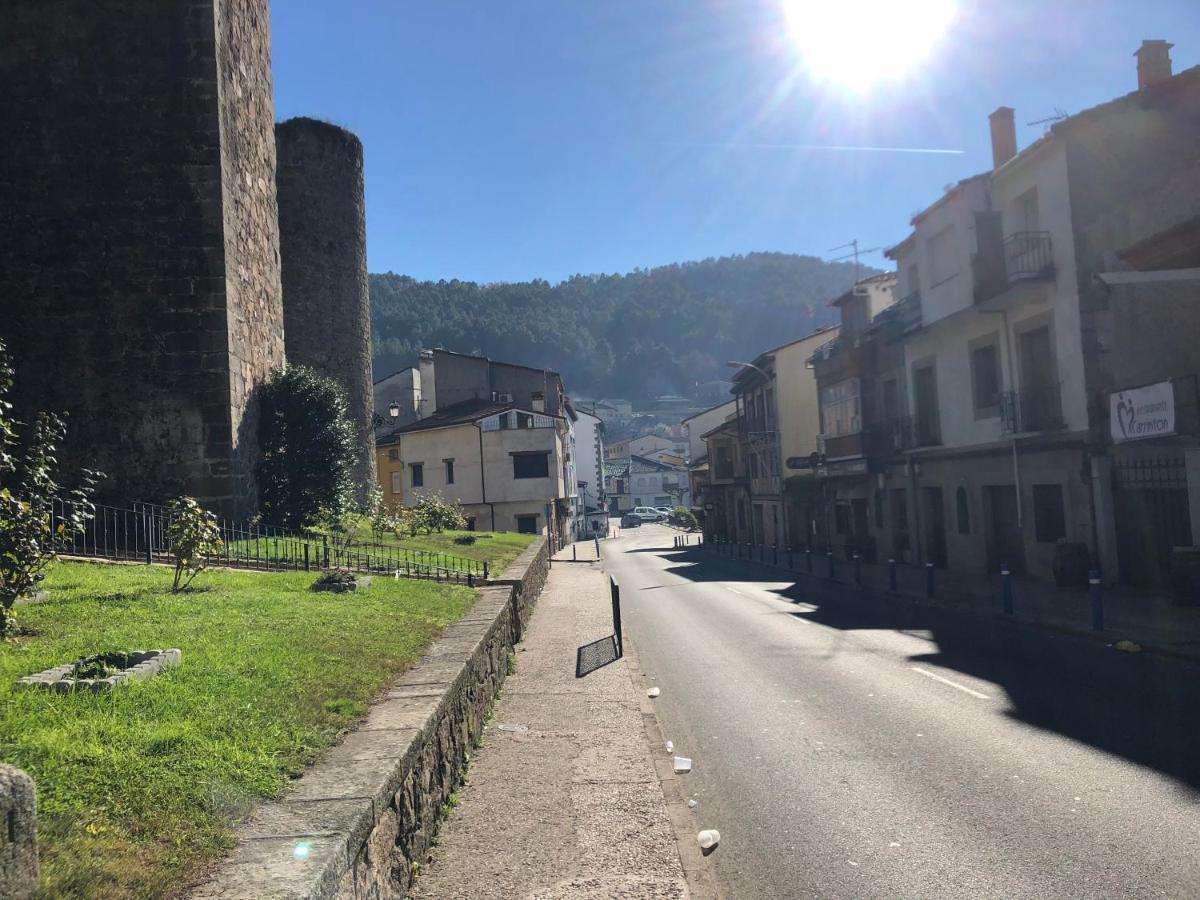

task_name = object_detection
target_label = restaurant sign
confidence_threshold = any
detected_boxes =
[1110,381,1175,443]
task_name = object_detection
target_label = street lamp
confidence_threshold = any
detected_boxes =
[727,360,769,379]
[388,402,400,419]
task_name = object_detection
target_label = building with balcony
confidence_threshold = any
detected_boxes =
[727,326,836,548]
[628,454,690,509]
[810,273,900,561]
[819,40,1200,588]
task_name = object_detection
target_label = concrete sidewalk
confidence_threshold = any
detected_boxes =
[410,557,710,899]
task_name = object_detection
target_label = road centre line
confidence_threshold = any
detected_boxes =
[910,665,991,700]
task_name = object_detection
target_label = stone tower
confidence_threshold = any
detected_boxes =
[275,117,376,504]
[0,0,285,517]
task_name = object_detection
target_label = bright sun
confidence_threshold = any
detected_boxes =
[782,0,956,91]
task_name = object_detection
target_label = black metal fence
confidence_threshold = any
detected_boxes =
[50,499,489,584]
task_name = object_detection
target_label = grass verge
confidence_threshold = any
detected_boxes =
[329,525,535,573]
[0,560,474,898]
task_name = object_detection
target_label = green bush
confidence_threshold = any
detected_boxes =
[409,492,466,534]
[165,497,224,592]
[0,340,98,637]
[256,366,356,528]
[671,506,698,530]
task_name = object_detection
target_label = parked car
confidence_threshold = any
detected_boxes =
[631,506,665,521]
[620,513,642,528]
[654,507,673,518]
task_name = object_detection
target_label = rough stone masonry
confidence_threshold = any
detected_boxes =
[0,0,285,517]
[276,117,377,504]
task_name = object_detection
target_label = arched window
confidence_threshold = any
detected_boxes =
[956,486,970,535]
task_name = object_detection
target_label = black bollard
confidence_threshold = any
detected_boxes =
[1001,565,1013,615]
[889,558,897,592]
[854,553,862,585]
[806,549,813,574]
[1089,569,1104,631]
[828,550,836,581]
[925,562,935,598]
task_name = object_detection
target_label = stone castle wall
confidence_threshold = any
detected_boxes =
[0,0,283,517]
[217,0,288,510]
[276,118,376,503]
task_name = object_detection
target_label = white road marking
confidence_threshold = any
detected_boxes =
[910,666,992,700]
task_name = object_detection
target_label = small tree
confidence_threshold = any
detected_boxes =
[164,497,224,592]
[0,341,99,637]
[256,366,357,529]
[672,505,698,530]
[409,492,466,534]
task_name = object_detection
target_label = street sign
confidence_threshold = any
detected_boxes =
[1110,380,1175,443]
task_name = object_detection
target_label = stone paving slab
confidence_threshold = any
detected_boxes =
[409,562,700,899]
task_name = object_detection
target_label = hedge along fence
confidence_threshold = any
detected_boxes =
[49,499,491,584]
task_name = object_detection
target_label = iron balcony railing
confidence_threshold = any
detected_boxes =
[975,231,1055,303]
[1000,383,1064,434]
[1005,230,1055,281]
[870,412,941,452]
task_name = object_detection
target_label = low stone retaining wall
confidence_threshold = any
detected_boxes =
[0,764,38,900]
[194,535,550,899]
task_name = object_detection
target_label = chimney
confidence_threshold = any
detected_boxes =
[1135,40,1173,90]
[988,106,1017,169]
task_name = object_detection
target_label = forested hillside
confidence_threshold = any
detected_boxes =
[370,252,871,405]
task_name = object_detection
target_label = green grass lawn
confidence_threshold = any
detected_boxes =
[0,561,475,899]
[221,527,534,578]
[329,525,535,573]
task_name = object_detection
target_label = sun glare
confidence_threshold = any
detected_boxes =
[782,0,956,91]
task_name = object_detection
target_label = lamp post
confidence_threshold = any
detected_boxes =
[388,402,400,419]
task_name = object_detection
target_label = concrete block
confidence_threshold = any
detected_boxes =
[0,764,38,900]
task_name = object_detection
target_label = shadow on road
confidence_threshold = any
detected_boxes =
[652,545,1200,792]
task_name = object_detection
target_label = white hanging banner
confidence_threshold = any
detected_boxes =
[1110,381,1175,443]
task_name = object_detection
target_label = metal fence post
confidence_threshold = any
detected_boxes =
[304,543,310,572]
[925,562,935,599]
[322,535,329,569]
[1001,565,1013,615]
[610,576,623,658]
[143,510,152,565]
[483,561,490,580]
[1089,569,1104,631]
[889,558,897,592]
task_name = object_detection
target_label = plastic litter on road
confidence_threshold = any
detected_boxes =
[647,687,661,698]
[698,829,720,851]
[665,740,674,752]
[673,756,692,774]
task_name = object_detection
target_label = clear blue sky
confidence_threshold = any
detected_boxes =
[272,1,1199,284]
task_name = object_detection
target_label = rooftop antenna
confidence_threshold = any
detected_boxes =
[1027,108,1069,131]
[828,239,882,282]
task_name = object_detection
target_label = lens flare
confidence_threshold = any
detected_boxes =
[294,842,311,860]
[782,0,956,91]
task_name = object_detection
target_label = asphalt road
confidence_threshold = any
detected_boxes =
[605,524,1200,900]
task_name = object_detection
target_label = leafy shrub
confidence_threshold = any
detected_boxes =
[256,366,357,529]
[409,493,466,534]
[671,506,698,530]
[0,340,99,637]
[165,497,224,593]
[453,534,477,545]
